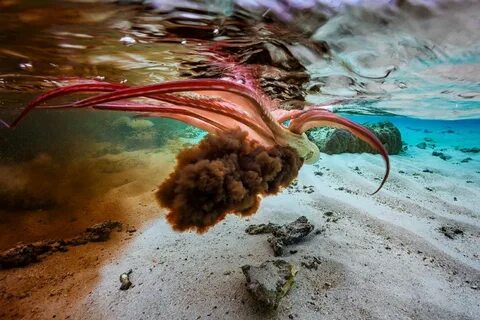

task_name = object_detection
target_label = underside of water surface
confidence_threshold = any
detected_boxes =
[0,1,479,319]
[1,0,479,156]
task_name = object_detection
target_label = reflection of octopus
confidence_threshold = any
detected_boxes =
[1,78,389,232]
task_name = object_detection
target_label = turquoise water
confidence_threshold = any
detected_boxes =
[348,115,480,150]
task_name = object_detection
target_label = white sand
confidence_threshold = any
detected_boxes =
[69,145,480,320]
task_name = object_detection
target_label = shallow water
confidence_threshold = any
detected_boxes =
[0,3,479,319]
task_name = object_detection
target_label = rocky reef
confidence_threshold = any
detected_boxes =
[306,121,402,155]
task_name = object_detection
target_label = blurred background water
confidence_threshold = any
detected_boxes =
[0,0,478,220]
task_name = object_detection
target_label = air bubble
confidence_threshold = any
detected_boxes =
[120,36,136,46]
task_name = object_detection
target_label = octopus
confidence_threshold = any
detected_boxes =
[1,77,389,233]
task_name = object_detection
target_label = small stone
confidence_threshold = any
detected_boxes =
[119,269,133,290]
[416,142,427,149]
[245,223,278,235]
[459,147,480,154]
[439,226,464,239]
[242,260,297,310]
[301,256,322,270]
[432,151,451,161]
[246,216,315,256]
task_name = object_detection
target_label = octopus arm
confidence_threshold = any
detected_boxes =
[289,109,390,194]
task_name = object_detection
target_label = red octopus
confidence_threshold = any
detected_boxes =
[1,77,389,232]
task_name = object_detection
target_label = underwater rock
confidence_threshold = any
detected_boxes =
[246,216,315,256]
[306,121,402,155]
[460,147,480,153]
[301,256,322,270]
[442,129,455,134]
[432,151,452,161]
[0,242,54,269]
[269,216,315,256]
[461,157,473,163]
[80,221,123,243]
[241,260,297,310]
[439,226,464,240]
[245,223,279,235]
[416,142,427,149]
[0,221,122,269]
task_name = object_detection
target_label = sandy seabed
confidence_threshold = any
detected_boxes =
[0,135,479,320]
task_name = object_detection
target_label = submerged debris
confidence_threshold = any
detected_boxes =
[432,151,452,161]
[246,216,315,256]
[0,221,122,269]
[439,225,464,239]
[459,147,480,153]
[119,269,133,290]
[301,256,322,270]
[242,260,297,310]
[245,223,279,235]
[416,142,427,149]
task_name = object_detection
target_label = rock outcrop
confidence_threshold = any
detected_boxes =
[306,121,402,155]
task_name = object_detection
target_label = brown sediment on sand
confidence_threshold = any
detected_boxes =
[0,221,123,269]
[0,146,177,319]
[0,147,177,249]
[0,228,130,320]
[156,129,303,233]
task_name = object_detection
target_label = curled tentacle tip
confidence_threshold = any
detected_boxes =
[369,157,390,195]
[0,119,11,129]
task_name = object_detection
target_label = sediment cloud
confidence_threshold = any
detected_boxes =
[156,129,303,233]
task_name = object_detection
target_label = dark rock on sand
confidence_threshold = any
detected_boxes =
[269,217,315,256]
[81,221,123,243]
[301,256,322,270]
[460,147,480,153]
[416,142,427,149]
[306,121,402,155]
[245,223,279,235]
[0,221,122,269]
[432,151,452,161]
[246,216,315,256]
[461,157,473,163]
[242,260,297,310]
[439,226,464,239]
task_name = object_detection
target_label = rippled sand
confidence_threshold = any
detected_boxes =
[1,123,479,320]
